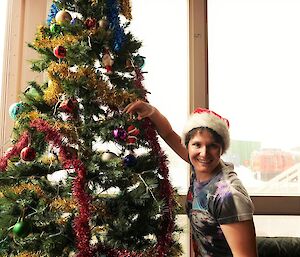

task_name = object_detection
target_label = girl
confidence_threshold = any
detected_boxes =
[124,100,258,257]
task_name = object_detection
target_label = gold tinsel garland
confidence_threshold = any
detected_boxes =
[11,183,45,198]
[120,0,132,20]
[50,197,77,212]
[15,252,45,257]
[53,121,78,143]
[47,62,138,109]
[19,111,42,121]
[43,79,63,106]
[33,26,80,49]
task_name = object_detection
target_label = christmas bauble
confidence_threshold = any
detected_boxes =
[85,17,97,29]
[50,23,61,34]
[20,147,36,161]
[53,45,67,58]
[55,10,72,25]
[133,55,145,68]
[113,128,127,141]
[124,154,137,167]
[59,99,77,113]
[9,102,24,119]
[101,151,117,162]
[24,86,42,102]
[99,18,109,29]
[12,221,30,237]
[127,125,140,136]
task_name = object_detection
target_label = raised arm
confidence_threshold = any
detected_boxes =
[124,100,189,162]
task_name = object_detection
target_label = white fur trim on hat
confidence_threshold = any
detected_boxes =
[182,109,230,152]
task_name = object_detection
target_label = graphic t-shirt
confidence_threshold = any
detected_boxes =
[186,161,254,257]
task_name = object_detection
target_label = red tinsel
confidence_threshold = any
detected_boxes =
[0,131,30,171]
[141,118,175,257]
[29,118,93,257]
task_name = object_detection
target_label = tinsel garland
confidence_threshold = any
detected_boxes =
[0,131,29,172]
[46,3,60,25]
[29,118,93,257]
[33,26,81,49]
[11,183,45,197]
[134,70,175,257]
[141,118,175,257]
[106,0,125,51]
[120,0,132,20]
[47,62,138,108]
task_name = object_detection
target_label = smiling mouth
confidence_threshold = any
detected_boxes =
[197,159,212,165]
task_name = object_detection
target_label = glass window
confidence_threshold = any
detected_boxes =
[207,0,300,196]
[130,1,190,256]
[130,0,189,194]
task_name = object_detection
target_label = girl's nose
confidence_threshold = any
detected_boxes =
[199,146,208,156]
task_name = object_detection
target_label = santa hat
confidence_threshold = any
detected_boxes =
[182,108,230,152]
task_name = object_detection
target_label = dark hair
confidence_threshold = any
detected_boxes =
[184,127,225,149]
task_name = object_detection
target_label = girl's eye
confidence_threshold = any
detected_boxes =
[209,144,220,150]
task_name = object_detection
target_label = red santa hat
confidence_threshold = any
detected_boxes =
[182,108,230,152]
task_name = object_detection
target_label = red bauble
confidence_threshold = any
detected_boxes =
[20,147,36,161]
[53,46,67,58]
[59,99,77,113]
[127,125,140,136]
[105,65,113,74]
[85,18,97,29]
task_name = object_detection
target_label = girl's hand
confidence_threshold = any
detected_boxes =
[123,100,155,120]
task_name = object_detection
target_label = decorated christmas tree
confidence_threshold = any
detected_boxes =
[0,1,182,256]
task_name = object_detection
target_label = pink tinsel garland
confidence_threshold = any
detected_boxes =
[29,119,93,257]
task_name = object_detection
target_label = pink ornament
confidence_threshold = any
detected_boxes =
[113,128,127,140]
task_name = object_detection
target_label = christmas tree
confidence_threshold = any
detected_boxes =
[0,1,182,256]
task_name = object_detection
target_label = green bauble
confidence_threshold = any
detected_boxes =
[12,221,30,237]
[24,86,43,102]
[50,23,61,34]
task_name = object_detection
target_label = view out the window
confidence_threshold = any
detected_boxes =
[208,0,300,196]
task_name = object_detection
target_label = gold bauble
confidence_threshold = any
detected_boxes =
[55,10,72,25]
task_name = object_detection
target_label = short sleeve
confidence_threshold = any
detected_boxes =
[209,178,254,225]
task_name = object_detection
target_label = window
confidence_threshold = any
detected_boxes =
[130,1,190,255]
[206,0,300,237]
[207,0,300,196]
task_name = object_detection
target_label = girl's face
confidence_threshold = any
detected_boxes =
[187,129,222,181]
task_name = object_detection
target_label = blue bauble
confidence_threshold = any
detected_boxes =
[9,102,24,119]
[133,55,145,68]
[124,154,137,167]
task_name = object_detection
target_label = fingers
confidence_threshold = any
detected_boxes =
[123,100,141,114]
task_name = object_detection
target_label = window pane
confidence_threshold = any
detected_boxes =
[130,1,190,256]
[254,215,300,237]
[130,0,189,195]
[207,0,300,195]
